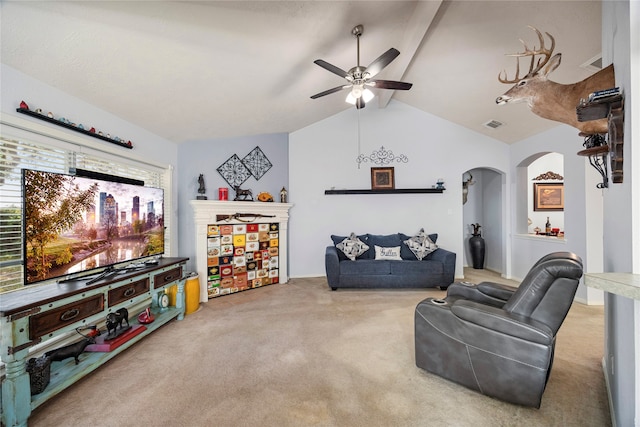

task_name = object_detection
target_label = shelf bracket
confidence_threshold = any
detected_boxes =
[576,91,624,187]
[587,149,609,189]
[577,135,609,189]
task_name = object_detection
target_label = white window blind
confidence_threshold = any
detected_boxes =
[0,134,170,293]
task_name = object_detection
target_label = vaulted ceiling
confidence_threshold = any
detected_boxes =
[1,1,603,144]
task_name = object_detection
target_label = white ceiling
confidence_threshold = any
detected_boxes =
[1,1,603,145]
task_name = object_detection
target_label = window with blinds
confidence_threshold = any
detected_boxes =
[0,135,170,293]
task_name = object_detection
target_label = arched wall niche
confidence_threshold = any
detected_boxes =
[516,152,565,237]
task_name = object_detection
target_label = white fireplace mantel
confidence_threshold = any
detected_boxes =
[190,200,293,302]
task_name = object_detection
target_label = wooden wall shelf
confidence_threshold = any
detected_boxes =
[325,188,444,195]
[16,108,133,149]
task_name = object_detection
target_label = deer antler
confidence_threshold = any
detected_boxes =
[498,26,556,83]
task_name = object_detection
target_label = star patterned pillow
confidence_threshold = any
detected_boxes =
[403,228,438,260]
[336,233,370,261]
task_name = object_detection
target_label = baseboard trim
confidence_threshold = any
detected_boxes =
[601,356,617,427]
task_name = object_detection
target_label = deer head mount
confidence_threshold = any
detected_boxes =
[496,26,614,135]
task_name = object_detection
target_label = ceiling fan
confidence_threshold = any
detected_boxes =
[310,25,413,109]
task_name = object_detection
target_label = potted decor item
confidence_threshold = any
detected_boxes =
[469,223,485,269]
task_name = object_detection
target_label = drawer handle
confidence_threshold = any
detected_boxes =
[60,308,80,321]
[123,287,136,297]
[164,274,175,282]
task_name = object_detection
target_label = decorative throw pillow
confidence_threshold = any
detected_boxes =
[336,233,370,261]
[374,245,402,260]
[403,228,438,260]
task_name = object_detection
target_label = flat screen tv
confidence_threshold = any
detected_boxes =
[22,168,164,285]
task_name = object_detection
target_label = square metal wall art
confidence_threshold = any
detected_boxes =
[217,154,252,188]
[242,146,272,180]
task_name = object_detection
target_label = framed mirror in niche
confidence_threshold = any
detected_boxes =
[533,183,564,211]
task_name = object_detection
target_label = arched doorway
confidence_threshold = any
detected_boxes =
[462,168,505,274]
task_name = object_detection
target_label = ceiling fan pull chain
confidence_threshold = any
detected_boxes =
[357,108,361,169]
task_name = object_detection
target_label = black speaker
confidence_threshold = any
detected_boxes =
[71,168,144,186]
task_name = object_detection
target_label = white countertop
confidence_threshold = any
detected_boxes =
[584,273,640,300]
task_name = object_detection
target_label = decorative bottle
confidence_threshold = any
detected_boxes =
[545,217,551,234]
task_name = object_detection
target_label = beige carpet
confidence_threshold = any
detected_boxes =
[29,273,610,427]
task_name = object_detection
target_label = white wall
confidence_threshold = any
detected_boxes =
[289,100,509,279]
[601,1,639,426]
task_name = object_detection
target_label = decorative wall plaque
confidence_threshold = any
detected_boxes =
[242,146,272,180]
[216,154,252,188]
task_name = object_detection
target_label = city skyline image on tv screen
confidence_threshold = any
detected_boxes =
[22,168,164,284]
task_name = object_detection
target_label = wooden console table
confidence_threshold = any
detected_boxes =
[0,257,188,427]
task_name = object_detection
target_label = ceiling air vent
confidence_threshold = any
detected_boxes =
[483,120,503,129]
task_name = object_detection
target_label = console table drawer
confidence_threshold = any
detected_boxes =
[108,278,150,306]
[29,294,105,340]
[154,266,182,289]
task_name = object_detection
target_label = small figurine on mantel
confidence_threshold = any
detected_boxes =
[280,186,288,203]
[197,174,207,200]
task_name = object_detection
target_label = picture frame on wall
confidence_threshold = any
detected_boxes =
[534,183,564,211]
[371,167,395,190]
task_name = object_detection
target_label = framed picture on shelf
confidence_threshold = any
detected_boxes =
[371,167,395,190]
[534,183,564,211]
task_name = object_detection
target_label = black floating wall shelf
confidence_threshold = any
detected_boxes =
[325,188,445,195]
[16,108,133,149]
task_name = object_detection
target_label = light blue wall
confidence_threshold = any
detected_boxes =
[176,134,289,273]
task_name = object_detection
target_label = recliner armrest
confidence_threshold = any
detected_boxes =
[446,281,511,308]
[450,299,554,345]
[477,281,517,300]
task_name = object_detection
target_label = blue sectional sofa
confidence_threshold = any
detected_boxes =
[325,231,456,291]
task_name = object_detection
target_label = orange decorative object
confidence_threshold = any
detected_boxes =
[258,192,274,202]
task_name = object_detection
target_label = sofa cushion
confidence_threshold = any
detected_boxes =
[332,233,370,261]
[374,245,402,260]
[340,259,391,275]
[402,228,439,260]
[389,260,443,276]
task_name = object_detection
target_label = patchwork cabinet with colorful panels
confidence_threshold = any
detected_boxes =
[206,222,280,297]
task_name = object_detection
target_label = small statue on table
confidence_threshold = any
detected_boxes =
[105,308,130,340]
[197,174,207,200]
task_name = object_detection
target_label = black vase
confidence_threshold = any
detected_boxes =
[469,235,485,269]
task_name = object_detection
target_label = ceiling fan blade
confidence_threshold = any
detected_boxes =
[310,85,350,99]
[313,59,350,79]
[365,48,400,78]
[369,80,413,90]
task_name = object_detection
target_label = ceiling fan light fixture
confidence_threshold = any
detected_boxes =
[346,85,374,105]
[362,88,374,103]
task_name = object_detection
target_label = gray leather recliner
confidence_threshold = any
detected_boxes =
[414,252,583,407]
